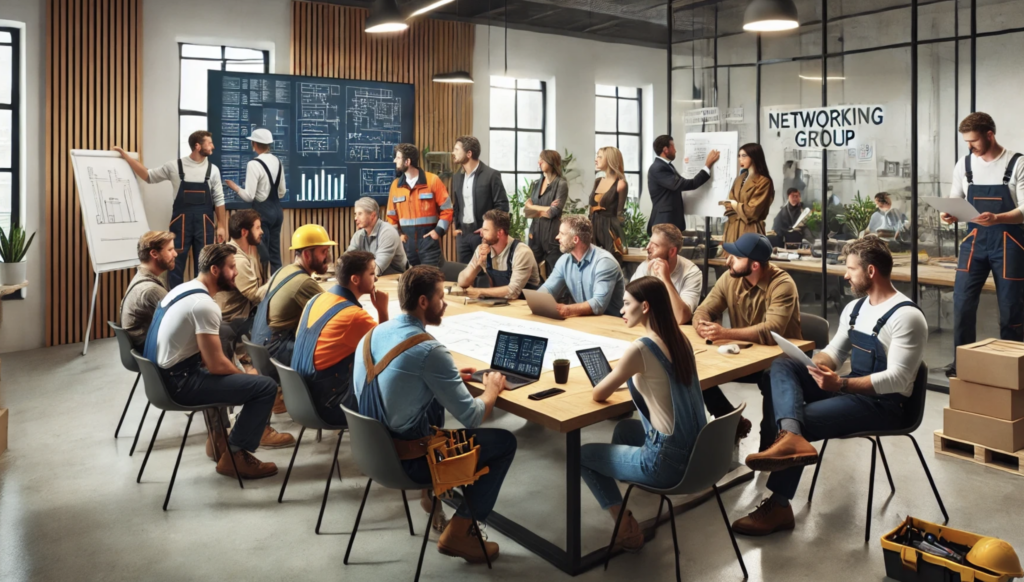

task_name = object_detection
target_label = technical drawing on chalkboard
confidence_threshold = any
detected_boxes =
[346,86,403,163]
[359,167,395,197]
[298,167,346,202]
[299,82,342,154]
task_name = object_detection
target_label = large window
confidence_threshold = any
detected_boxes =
[595,85,642,201]
[0,28,20,235]
[178,43,269,157]
[489,76,546,198]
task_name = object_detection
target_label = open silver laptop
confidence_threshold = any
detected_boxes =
[470,331,548,390]
[523,289,564,320]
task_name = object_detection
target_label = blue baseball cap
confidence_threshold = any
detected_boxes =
[723,233,773,263]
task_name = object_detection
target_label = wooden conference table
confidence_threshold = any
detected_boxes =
[322,275,813,575]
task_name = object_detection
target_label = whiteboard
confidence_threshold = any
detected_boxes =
[680,131,739,217]
[70,150,151,273]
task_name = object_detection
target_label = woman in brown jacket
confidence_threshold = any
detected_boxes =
[722,143,775,247]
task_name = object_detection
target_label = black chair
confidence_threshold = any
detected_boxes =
[132,351,244,510]
[806,362,949,542]
[108,321,149,455]
[439,260,490,288]
[800,312,830,351]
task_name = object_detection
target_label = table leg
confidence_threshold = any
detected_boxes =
[566,429,581,572]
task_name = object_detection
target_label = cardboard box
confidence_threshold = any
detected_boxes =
[949,378,1024,421]
[956,339,1024,389]
[944,407,1024,453]
[0,408,7,456]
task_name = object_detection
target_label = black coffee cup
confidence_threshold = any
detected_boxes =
[553,359,570,384]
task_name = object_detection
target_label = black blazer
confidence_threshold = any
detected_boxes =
[646,159,711,235]
[451,161,509,229]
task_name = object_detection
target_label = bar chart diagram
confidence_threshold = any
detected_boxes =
[297,167,345,202]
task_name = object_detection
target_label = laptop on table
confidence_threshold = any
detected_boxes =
[523,289,564,320]
[470,331,548,390]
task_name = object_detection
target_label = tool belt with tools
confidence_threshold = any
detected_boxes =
[394,428,490,498]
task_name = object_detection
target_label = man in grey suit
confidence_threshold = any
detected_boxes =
[646,134,720,235]
[451,136,509,264]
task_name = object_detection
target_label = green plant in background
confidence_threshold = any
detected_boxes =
[509,185,530,241]
[623,199,649,249]
[560,149,582,184]
[837,193,878,236]
[562,197,587,215]
[804,201,823,235]
[0,223,36,263]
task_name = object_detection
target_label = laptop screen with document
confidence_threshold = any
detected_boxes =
[488,331,548,380]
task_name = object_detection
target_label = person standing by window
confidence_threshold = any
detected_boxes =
[589,147,629,264]
[525,150,569,275]
[723,143,775,249]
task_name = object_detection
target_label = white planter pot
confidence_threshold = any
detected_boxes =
[0,261,26,286]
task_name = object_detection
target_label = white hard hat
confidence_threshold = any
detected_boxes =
[246,128,274,145]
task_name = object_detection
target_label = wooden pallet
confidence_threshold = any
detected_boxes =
[934,430,1024,477]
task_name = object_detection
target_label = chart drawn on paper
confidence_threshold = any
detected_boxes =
[358,167,396,198]
[345,87,403,162]
[87,167,139,225]
[681,131,739,217]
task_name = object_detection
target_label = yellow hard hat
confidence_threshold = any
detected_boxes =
[967,538,1024,577]
[289,224,337,250]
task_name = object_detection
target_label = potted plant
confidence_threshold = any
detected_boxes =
[623,199,650,250]
[837,193,878,237]
[0,223,35,285]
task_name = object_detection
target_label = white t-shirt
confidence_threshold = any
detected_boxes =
[235,153,287,203]
[631,257,703,314]
[148,156,226,207]
[631,339,674,435]
[949,149,1024,212]
[822,291,928,397]
[153,280,222,369]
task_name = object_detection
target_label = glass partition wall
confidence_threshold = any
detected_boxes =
[669,0,1024,389]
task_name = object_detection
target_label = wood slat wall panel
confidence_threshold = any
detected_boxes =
[287,1,473,263]
[46,0,142,346]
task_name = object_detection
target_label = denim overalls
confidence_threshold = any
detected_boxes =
[168,160,215,289]
[290,286,357,425]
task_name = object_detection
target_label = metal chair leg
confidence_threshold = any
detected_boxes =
[343,479,373,564]
[865,438,877,543]
[115,373,141,438]
[461,490,492,570]
[908,435,949,524]
[665,496,681,582]
[875,437,896,494]
[129,401,151,456]
[807,439,828,502]
[137,410,166,483]
[414,495,437,582]
[278,426,306,503]
[714,484,748,579]
[603,484,635,571]
[653,495,666,533]
[163,412,194,511]
[219,412,243,490]
[335,429,345,482]
[315,435,344,534]
[401,490,416,535]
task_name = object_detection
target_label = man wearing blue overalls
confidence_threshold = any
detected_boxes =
[116,130,229,288]
[455,209,540,299]
[225,128,286,276]
[941,113,1024,378]
[731,236,928,536]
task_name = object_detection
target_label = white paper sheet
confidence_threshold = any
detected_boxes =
[922,196,981,222]
[680,131,739,217]
[771,331,818,370]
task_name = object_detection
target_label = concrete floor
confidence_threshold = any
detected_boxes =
[1,338,1023,582]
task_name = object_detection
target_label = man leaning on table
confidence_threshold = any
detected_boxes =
[457,209,540,299]
[692,232,802,451]
[538,215,626,318]
[631,223,702,325]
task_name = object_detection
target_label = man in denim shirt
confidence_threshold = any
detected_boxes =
[353,266,516,564]
[539,215,626,318]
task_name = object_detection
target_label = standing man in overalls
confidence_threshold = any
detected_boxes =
[731,236,927,536]
[115,130,229,288]
[386,143,454,266]
[225,128,286,276]
[940,113,1024,378]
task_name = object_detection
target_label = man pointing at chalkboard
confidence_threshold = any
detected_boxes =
[115,130,229,288]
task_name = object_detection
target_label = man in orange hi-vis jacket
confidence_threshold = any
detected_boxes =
[386,143,454,266]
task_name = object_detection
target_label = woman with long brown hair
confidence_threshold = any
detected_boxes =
[580,276,706,552]
[589,146,628,264]
[723,142,775,248]
[525,149,570,273]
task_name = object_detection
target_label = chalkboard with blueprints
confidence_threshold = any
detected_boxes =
[206,70,414,210]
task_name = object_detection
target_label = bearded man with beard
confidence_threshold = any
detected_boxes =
[733,235,927,537]
[692,232,803,452]
[216,209,270,362]
[121,231,178,350]
[537,215,626,317]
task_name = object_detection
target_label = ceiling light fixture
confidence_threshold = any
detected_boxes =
[409,0,455,17]
[742,0,799,32]
[365,0,408,33]
[799,74,846,81]
[433,0,473,83]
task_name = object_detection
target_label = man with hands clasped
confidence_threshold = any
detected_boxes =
[456,209,540,300]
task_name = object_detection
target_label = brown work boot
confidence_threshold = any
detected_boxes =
[260,425,296,448]
[614,511,645,553]
[745,430,818,472]
[216,449,278,479]
[272,391,287,415]
[732,497,795,537]
[438,516,499,563]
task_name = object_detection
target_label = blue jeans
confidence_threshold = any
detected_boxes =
[766,358,907,499]
[953,230,1024,365]
[580,419,689,509]
[402,428,517,521]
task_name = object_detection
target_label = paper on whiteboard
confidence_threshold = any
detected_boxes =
[681,131,739,217]
[70,150,151,271]
[923,196,981,223]
[427,312,631,371]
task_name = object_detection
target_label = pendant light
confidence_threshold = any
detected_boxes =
[742,0,799,32]
[365,0,408,33]
[433,0,474,83]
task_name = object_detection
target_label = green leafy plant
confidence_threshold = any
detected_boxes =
[560,148,582,185]
[510,185,530,241]
[804,201,823,235]
[623,199,649,249]
[837,193,878,237]
[562,196,587,215]
[0,223,36,263]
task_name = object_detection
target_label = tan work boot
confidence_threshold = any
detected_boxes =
[745,430,818,472]
[438,516,499,563]
[216,449,278,479]
[614,511,645,553]
[732,497,795,536]
[260,425,295,448]
[272,390,287,415]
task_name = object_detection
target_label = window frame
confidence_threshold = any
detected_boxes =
[595,86,643,200]
[177,43,270,157]
[1,26,22,300]
[488,77,547,196]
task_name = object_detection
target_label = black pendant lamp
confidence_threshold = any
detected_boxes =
[742,0,799,32]
[365,0,408,33]
[433,0,474,83]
